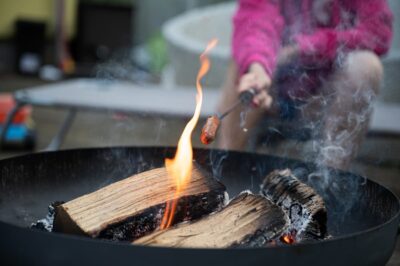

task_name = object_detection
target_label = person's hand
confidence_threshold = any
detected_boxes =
[277,44,299,67]
[238,63,273,110]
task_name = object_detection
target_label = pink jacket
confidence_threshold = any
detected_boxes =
[232,0,393,77]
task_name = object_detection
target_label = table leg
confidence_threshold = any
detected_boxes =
[45,109,77,151]
[0,102,26,149]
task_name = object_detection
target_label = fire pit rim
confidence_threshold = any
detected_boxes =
[0,213,398,251]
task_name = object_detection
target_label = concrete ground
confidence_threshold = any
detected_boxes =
[0,76,399,265]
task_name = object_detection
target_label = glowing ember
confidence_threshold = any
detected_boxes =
[280,233,296,245]
[160,39,218,230]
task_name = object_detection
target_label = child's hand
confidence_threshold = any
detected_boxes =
[238,63,273,110]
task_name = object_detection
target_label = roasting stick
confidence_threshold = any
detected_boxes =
[200,89,257,145]
[219,89,256,119]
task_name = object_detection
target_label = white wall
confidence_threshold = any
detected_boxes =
[388,0,399,53]
[381,0,400,103]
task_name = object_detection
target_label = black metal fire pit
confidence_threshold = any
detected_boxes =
[0,146,399,266]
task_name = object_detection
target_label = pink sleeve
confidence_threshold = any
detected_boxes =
[232,0,284,77]
[294,0,393,65]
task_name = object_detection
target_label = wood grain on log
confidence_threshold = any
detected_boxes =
[134,192,289,248]
[54,167,226,241]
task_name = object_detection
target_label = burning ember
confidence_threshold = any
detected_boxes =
[280,233,296,245]
[160,39,218,229]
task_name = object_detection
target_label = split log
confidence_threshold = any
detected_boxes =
[260,169,327,240]
[134,192,289,248]
[54,167,226,241]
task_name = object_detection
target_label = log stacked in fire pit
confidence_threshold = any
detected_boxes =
[134,192,289,248]
[261,169,328,240]
[48,166,328,246]
[53,167,226,241]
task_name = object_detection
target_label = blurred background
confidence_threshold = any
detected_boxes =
[0,0,232,83]
[0,0,399,264]
[0,0,232,154]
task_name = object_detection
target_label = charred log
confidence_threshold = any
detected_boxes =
[134,192,289,248]
[260,169,327,240]
[53,167,226,241]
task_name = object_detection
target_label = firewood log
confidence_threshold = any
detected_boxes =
[133,192,289,248]
[53,167,226,241]
[260,169,327,240]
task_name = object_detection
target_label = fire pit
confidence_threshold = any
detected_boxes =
[0,146,399,265]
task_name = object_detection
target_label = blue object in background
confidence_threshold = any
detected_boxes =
[0,124,35,150]
[0,124,29,141]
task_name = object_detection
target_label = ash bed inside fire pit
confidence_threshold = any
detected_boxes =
[0,146,399,266]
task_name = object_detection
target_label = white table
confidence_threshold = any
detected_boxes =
[0,79,220,150]
[1,78,398,151]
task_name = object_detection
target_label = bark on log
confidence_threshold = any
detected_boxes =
[54,167,226,241]
[260,169,327,240]
[133,192,289,248]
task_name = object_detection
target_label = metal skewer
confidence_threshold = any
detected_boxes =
[217,89,257,120]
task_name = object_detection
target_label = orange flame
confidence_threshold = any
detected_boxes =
[160,39,218,230]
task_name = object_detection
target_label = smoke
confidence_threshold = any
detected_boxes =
[209,149,228,180]
[296,50,379,225]
[316,56,377,167]
[95,49,148,83]
[239,107,250,131]
[249,47,381,228]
